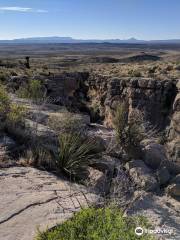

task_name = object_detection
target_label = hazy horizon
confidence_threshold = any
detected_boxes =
[1,36,180,41]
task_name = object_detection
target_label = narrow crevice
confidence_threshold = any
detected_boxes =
[0,196,58,225]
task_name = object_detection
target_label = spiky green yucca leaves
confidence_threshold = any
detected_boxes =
[113,102,128,143]
[36,207,155,240]
[55,133,100,179]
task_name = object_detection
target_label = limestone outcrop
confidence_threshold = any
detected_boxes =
[0,167,100,240]
[87,75,177,129]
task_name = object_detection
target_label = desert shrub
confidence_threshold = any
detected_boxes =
[54,133,100,179]
[0,71,8,82]
[4,104,27,144]
[17,79,46,102]
[166,65,173,71]
[20,130,101,179]
[89,102,102,123]
[48,112,88,134]
[7,104,26,126]
[128,69,142,77]
[5,124,30,145]
[36,207,154,240]
[0,84,10,119]
[20,143,54,169]
[0,84,26,139]
[113,103,144,159]
[148,66,157,75]
[157,130,168,145]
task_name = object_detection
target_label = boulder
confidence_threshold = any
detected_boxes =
[143,142,167,169]
[125,160,159,191]
[90,155,118,179]
[167,184,180,199]
[125,159,148,170]
[163,161,180,176]
[25,119,56,140]
[157,167,170,186]
[87,167,110,194]
[170,174,180,184]
[109,165,134,204]
[87,123,114,151]
[166,139,180,164]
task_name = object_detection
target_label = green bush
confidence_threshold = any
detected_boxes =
[0,84,10,119]
[7,103,26,126]
[17,79,45,101]
[0,71,8,82]
[54,133,100,179]
[0,84,26,136]
[48,112,86,134]
[36,207,155,240]
[113,103,144,159]
[128,70,142,77]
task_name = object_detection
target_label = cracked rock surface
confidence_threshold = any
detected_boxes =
[0,167,100,240]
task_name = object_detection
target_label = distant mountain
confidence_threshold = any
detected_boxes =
[0,37,180,44]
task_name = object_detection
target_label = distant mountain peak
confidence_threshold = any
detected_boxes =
[0,36,180,44]
[127,37,138,41]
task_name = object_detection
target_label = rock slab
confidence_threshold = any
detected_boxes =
[0,167,100,240]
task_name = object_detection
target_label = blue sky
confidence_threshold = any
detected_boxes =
[0,0,180,40]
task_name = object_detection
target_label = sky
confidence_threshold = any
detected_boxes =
[0,0,180,40]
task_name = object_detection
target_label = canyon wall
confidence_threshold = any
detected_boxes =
[87,74,177,129]
[86,74,179,162]
[8,72,180,162]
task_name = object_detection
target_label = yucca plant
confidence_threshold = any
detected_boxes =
[113,102,144,159]
[55,133,100,179]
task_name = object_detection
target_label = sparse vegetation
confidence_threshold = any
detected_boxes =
[0,43,179,240]
[20,143,54,169]
[0,84,10,120]
[17,79,46,102]
[36,207,154,240]
[54,133,100,179]
[0,84,26,126]
[20,130,101,180]
[89,102,102,123]
[0,71,8,82]
[48,112,87,133]
[7,104,26,126]
[113,102,144,159]
[128,69,142,77]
